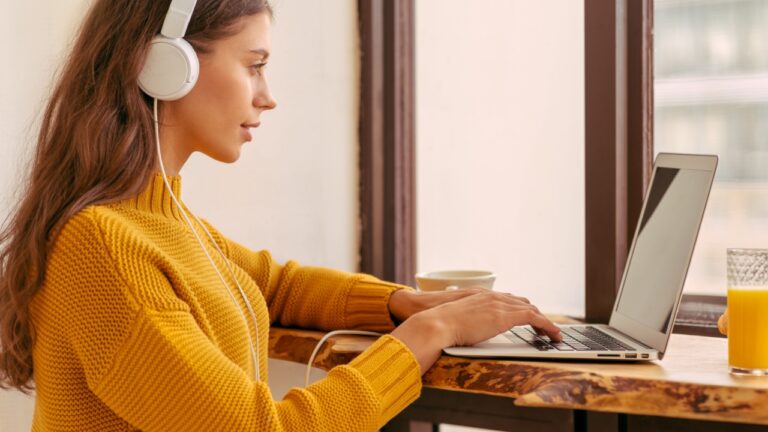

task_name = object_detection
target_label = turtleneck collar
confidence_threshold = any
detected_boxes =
[118,172,185,221]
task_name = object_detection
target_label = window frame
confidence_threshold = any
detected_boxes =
[585,0,724,337]
[357,0,416,287]
[584,0,654,324]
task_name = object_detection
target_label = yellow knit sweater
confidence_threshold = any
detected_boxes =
[29,173,422,431]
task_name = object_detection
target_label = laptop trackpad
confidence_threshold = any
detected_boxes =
[474,334,529,349]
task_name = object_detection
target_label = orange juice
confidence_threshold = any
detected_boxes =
[728,288,768,371]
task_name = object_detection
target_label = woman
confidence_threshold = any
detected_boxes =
[0,1,561,430]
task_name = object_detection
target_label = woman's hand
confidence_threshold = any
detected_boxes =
[421,289,562,346]
[388,288,460,323]
[389,289,561,374]
[718,310,728,335]
[389,287,528,323]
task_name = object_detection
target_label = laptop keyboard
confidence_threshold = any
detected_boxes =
[505,326,636,352]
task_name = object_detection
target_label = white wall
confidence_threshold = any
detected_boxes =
[0,0,357,429]
[0,3,93,430]
[416,0,585,318]
[0,1,92,217]
[183,0,361,271]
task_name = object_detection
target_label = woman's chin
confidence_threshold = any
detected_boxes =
[221,151,242,164]
[205,147,242,164]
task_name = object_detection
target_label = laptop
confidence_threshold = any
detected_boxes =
[443,153,718,361]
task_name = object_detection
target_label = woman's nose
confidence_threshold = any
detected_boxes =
[255,85,277,111]
[262,93,277,110]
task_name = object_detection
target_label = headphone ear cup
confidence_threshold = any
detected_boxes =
[139,36,199,101]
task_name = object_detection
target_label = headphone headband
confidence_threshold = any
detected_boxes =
[161,0,198,39]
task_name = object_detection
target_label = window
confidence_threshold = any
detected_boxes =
[654,0,768,295]
[415,1,585,317]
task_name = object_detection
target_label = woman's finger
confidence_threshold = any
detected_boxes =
[505,293,530,304]
[504,309,562,342]
[527,314,562,341]
[496,293,541,313]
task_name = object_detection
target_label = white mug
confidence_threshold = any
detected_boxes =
[414,270,496,292]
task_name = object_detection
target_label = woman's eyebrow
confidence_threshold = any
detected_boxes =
[247,49,270,60]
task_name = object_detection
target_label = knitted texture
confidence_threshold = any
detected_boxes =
[29,173,422,431]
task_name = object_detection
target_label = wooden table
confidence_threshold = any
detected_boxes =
[268,325,768,432]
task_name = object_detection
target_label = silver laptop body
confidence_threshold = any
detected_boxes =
[443,153,718,361]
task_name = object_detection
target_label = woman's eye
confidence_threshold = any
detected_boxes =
[249,63,267,74]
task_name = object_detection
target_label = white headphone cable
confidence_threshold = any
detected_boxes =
[152,98,261,382]
[303,330,383,388]
[152,99,395,389]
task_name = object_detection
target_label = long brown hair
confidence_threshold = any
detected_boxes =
[0,0,272,393]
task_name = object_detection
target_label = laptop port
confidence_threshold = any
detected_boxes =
[597,354,620,358]
[625,353,637,359]
[641,353,649,359]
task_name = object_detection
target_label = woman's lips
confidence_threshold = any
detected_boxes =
[240,122,260,141]
[240,126,253,141]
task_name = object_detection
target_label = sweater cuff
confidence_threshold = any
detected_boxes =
[347,335,422,426]
[345,276,415,331]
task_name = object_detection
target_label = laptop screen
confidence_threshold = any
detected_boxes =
[614,164,714,334]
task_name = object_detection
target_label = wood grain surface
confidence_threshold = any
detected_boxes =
[268,322,768,425]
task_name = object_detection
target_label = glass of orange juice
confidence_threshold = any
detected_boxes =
[727,248,768,376]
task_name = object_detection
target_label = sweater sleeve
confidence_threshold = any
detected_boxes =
[51,210,421,431]
[96,310,421,431]
[199,219,417,332]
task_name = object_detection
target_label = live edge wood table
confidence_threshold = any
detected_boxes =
[269,319,768,432]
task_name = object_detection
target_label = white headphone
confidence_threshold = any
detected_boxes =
[139,0,200,101]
